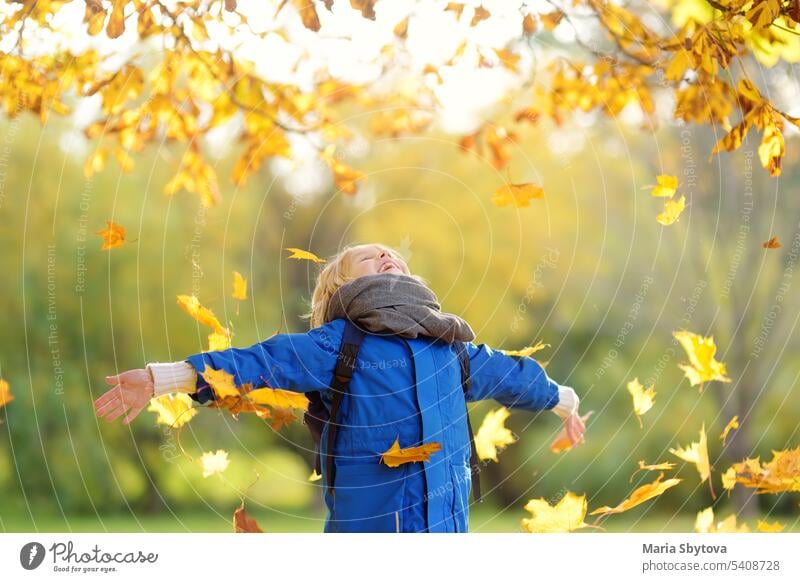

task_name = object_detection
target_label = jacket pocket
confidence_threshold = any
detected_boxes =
[328,462,408,533]
[449,460,471,533]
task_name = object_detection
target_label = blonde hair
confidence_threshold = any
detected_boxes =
[300,242,427,329]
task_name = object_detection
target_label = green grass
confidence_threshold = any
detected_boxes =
[4,505,798,533]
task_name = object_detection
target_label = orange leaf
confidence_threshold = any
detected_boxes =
[380,437,442,467]
[0,378,13,408]
[233,501,263,533]
[589,473,682,517]
[96,219,126,250]
[762,236,781,249]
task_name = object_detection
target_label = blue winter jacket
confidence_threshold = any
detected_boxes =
[184,317,562,533]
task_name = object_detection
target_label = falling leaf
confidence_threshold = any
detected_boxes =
[695,506,749,532]
[285,247,326,263]
[762,236,781,249]
[726,447,800,494]
[248,388,309,410]
[501,340,550,357]
[721,466,738,490]
[233,500,263,533]
[380,437,442,467]
[656,194,686,225]
[491,182,545,208]
[176,295,227,335]
[673,330,731,388]
[756,519,784,532]
[669,423,713,494]
[0,378,13,408]
[550,410,594,454]
[474,407,517,461]
[147,393,197,428]
[208,331,232,351]
[96,220,126,250]
[200,449,230,478]
[308,469,322,482]
[627,378,656,428]
[521,491,588,533]
[720,415,739,445]
[232,271,247,300]
[629,459,677,483]
[589,473,682,517]
[650,174,678,198]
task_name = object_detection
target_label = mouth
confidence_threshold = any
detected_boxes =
[380,261,400,273]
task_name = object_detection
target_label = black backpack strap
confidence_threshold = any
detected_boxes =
[454,341,482,503]
[324,319,366,496]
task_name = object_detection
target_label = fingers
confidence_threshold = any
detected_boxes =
[95,396,121,417]
[105,374,120,386]
[93,385,122,411]
[102,401,132,423]
[122,403,146,425]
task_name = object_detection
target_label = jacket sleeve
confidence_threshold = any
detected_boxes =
[183,319,344,405]
[463,341,562,412]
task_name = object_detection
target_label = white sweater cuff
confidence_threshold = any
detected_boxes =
[552,386,579,419]
[147,361,198,397]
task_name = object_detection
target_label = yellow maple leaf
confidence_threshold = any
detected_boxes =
[96,219,126,250]
[176,294,227,335]
[147,393,198,428]
[200,366,240,399]
[550,410,594,454]
[627,378,655,428]
[650,174,678,197]
[232,271,247,301]
[669,423,712,489]
[248,388,309,410]
[474,407,517,462]
[521,491,588,533]
[656,194,686,225]
[491,182,545,208]
[695,506,749,532]
[756,519,784,532]
[380,437,442,468]
[208,331,232,351]
[720,415,739,445]
[0,378,13,408]
[721,466,738,490]
[589,473,682,517]
[727,447,800,494]
[501,340,550,357]
[673,330,731,388]
[200,449,230,478]
[285,247,326,263]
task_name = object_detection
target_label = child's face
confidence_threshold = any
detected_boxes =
[347,245,411,279]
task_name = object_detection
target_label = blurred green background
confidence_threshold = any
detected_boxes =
[1,103,799,533]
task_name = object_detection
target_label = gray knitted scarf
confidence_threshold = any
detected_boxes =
[324,273,475,343]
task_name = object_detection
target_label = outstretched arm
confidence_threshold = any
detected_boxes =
[463,341,586,444]
[95,319,345,423]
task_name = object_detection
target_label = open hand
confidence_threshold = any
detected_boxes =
[94,368,155,426]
